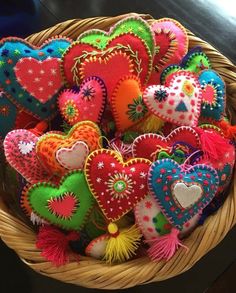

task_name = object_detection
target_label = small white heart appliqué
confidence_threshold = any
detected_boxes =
[18,141,35,155]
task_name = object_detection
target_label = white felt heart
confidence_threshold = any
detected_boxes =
[143,70,202,126]
[56,141,89,170]
[173,182,202,209]
[18,141,35,155]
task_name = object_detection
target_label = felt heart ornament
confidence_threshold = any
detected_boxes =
[85,234,109,259]
[148,18,188,85]
[62,16,155,90]
[0,37,71,120]
[4,129,50,184]
[110,75,148,131]
[199,70,225,121]
[27,170,95,230]
[58,76,106,125]
[148,159,219,230]
[132,126,201,161]
[36,121,101,177]
[160,46,211,84]
[78,50,134,102]
[85,148,151,221]
[134,194,200,240]
[143,70,202,126]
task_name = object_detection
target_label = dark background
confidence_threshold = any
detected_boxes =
[0,0,236,292]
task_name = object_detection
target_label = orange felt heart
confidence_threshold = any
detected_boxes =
[36,121,101,177]
[110,75,148,132]
[79,50,134,102]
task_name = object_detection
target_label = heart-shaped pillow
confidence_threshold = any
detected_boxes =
[143,70,202,126]
[27,170,95,230]
[148,18,188,84]
[148,159,219,229]
[132,126,201,161]
[0,37,71,120]
[36,121,101,177]
[85,148,151,221]
[58,76,106,125]
[160,46,211,83]
[4,129,50,183]
[111,75,148,131]
[199,70,225,121]
[134,194,200,240]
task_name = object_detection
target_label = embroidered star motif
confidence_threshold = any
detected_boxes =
[130,167,136,172]
[97,161,104,169]
[140,172,147,178]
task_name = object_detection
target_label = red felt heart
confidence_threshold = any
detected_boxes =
[58,76,106,125]
[132,126,200,161]
[48,192,78,218]
[85,149,151,221]
[62,33,152,90]
[79,51,134,102]
[15,58,63,103]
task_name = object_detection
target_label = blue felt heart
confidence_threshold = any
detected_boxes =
[148,159,219,230]
[0,37,71,120]
[0,91,17,138]
[199,70,225,121]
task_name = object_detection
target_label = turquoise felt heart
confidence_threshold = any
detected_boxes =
[27,171,95,230]
[199,70,225,121]
[0,37,71,120]
[0,92,17,138]
[148,159,219,230]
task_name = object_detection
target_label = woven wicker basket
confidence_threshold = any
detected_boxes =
[0,13,236,290]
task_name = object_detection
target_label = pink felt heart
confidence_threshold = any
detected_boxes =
[15,58,63,103]
[143,71,202,126]
[58,76,106,125]
[56,141,89,170]
[148,18,188,85]
[4,129,50,184]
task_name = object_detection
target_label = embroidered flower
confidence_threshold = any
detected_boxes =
[107,173,133,199]
[127,96,147,121]
[154,89,168,102]
[81,85,95,101]
[62,99,79,124]
[182,80,194,97]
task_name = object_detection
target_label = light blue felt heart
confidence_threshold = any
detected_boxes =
[199,69,225,121]
[0,92,17,138]
[148,159,219,230]
[0,37,71,120]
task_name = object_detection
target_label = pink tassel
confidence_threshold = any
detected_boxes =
[36,225,80,266]
[197,128,229,161]
[145,228,188,261]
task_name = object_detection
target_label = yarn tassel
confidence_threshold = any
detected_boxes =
[36,225,80,266]
[146,228,188,261]
[132,114,164,133]
[103,223,142,264]
[197,127,229,161]
[29,121,48,136]
[217,120,236,139]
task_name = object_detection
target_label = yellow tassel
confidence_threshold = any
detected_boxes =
[132,114,164,133]
[103,223,142,264]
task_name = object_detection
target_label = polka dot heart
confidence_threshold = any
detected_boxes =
[85,149,151,221]
[143,70,202,126]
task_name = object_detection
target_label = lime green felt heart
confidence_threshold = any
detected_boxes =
[158,149,186,164]
[28,171,94,230]
[78,16,155,55]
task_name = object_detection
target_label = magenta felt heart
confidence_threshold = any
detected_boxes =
[143,71,202,127]
[58,76,106,125]
[4,129,50,184]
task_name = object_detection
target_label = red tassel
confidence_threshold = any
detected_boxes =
[197,127,230,161]
[217,120,236,139]
[29,121,48,136]
[145,228,188,261]
[36,225,80,266]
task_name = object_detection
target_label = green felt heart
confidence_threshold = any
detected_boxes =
[28,171,94,230]
[78,16,155,55]
[158,149,186,164]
